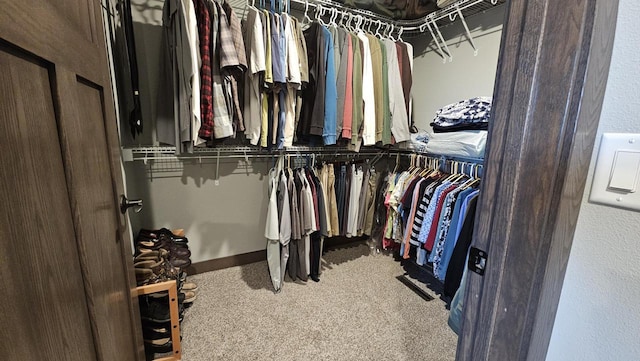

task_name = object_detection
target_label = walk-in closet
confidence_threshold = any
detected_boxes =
[2,0,632,360]
[115,0,503,358]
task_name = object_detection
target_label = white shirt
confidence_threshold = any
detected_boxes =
[405,42,414,124]
[282,15,300,147]
[358,32,376,146]
[244,7,265,145]
[384,39,411,142]
[265,169,280,241]
[279,172,292,245]
[182,0,204,146]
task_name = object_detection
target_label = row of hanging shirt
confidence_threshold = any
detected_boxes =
[265,155,380,292]
[157,0,416,153]
[375,156,482,298]
[157,0,249,153]
[244,1,417,149]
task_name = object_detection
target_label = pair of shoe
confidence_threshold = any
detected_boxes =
[136,229,192,271]
[140,295,185,354]
[134,249,183,286]
[143,326,182,353]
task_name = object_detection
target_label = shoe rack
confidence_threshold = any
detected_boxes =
[136,281,182,361]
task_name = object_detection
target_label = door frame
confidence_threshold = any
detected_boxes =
[457,0,619,360]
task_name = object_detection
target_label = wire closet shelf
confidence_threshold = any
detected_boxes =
[285,0,504,61]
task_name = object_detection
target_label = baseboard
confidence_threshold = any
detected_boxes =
[186,237,369,275]
[186,250,266,275]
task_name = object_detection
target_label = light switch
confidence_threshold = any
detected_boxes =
[589,133,640,212]
[608,151,640,192]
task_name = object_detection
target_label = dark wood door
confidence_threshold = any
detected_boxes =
[0,1,142,360]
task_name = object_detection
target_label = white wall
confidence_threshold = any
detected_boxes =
[409,6,504,132]
[546,0,640,359]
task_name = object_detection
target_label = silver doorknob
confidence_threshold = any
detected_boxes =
[120,195,143,214]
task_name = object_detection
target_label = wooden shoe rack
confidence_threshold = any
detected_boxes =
[136,281,182,361]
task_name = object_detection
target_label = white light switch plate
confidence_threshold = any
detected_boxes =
[589,133,640,212]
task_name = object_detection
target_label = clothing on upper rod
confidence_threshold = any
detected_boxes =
[156,0,415,154]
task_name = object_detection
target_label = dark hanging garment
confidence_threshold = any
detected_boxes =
[107,0,142,139]
[396,42,412,124]
[310,231,322,282]
[443,195,479,298]
[299,23,326,140]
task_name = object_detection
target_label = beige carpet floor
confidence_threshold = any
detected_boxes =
[180,243,458,361]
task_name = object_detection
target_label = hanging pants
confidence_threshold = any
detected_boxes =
[266,239,281,291]
[310,232,322,280]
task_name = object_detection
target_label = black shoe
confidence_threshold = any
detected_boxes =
[139,298,171,323]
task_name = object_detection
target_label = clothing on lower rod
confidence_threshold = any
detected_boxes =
[288,240,299,280]
[298,235,309,281]
[310,232,322,281]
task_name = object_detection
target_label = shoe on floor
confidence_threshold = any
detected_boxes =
[181,282,198,292]
[181,290,196,304]
[139,298,172,323]
[169,257,191,270]
[135,260,168,286]
[144,338,173,354]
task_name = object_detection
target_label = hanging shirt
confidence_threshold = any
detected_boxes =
[278,171,292,245]
[194,0,212,142]
[210,2,234,139]
[157,0,193,149]
[300,23,326,139]
[288,169,302,241]
[351,34,363,145]
[322,26,337,145]
[180,1,203,153]
[217,1,242,134]
[405,41,414,127]
[191,0,213,145]
[262,10,273,85]
[293,18,309,139]
[424,183,459,251]
[379,38,392,145]
[334,28,348,137]
[430,185,465,268]
[357,32,376,146]
[270,14,286,84]
[283,14,300,147]
[341,34,354,140]
[221,0,247,133]
[294,18,309,84]
[397,42,412,123]
[366,34,384,144]
[384,39,410,143]
[265,169,280,241]
[242,6,265,145]
[260,11,271,147]
[436,187,478,280]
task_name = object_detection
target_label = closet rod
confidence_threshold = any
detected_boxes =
[288,0,502,32]
[122,146,391,163]
[122,146,484,166]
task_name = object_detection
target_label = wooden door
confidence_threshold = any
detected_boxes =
[457,0,619,360]
[0,1,143,360]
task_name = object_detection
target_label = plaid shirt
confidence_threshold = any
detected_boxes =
[218,1,245,132]
[195,0,214,140]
